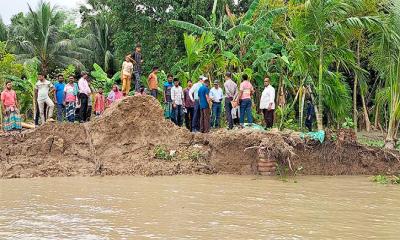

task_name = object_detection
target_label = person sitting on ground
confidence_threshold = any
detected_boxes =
[260,76,275,129]
[209,80,224,128]
[35,73,55,125]
[189,75,207,132]
[64,75,77,123]
[135,86,147,96]
[163,74,174,119]
[107,84,123,106]
[148,66,159,98]
[183,80,195,131]
[237,74,254,127]
[198,80,211,133]
[121,55,134,96]
[1,81,22,132]
[54,74,66,122]
[171,78,184,126]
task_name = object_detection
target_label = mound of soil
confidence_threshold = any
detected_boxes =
[0,95,399,179]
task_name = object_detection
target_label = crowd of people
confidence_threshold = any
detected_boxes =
[1,43,316,134]
[159,72,277,133]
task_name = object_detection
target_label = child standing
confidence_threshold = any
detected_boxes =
[94,88,105,116]
[121,55,134,96]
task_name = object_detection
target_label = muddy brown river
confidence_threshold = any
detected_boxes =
[0,176,399,239]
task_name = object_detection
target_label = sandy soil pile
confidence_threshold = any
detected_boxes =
[0,95,399,178]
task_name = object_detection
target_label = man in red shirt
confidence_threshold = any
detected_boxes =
[1,81,22,132]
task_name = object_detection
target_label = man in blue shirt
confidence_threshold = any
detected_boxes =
[198,80,210,133]
[54,74,66,122]
[189,75,207,132]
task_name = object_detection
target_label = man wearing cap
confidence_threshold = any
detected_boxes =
[131,43,143,92]
[209,80,224,128]
[189,75,206,132]
[224,72,237,129]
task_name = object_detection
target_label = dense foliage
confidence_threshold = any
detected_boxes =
[0,0,399,149]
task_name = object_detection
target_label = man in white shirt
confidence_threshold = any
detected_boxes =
[78,72,91,123]
[223,72,237,129]
[210,80,224,128]
[171,78,184,126]
[35,74,55,125]
[259,77,276,128]
[189,75,207,132]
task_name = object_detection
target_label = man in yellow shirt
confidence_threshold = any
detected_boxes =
[147,66,159,98]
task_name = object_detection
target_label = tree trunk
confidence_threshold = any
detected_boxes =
[317,46,324,131]
[360,93,371,132]
[374,105,379,129]
[353,47,359,132]
[300,87,306,131]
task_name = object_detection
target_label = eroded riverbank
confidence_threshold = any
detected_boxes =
[0,96,399,178]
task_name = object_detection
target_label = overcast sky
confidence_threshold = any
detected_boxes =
[0,0,85,25]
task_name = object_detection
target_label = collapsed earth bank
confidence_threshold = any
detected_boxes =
[0,96,399,178]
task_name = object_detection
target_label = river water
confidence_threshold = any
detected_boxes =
[0,176,399,239]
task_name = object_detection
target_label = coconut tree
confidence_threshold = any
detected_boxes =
[0,18,7,42]
[370,1,400,149]
[290,0,378,130]
[10,1,84,75]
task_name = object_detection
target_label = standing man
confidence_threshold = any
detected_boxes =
[121,55,134,96]
[238,74,254,127]
[171,78,184,126]
[189,76,206,132]
[305,100,315,132]
[54,74,66,122]
[209,80,224,128]
[224,72,237,130]
[148,66,159,98]
[131,43,143,92]
[35,74,55,125]
[78,72,91,123]
[163,74,174,119]
[1,81,22,132]
[260,76,275,129]
[183,80,195,131]
[198,80,211,133]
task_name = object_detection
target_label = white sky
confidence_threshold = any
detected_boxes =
[0,0,85,25]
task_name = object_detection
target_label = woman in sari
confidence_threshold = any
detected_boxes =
[1,81,22,132]
[64,75,77,123]
[107,84,124,106]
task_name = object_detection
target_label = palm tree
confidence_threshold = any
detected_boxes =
[82,16,115,74]
[10,1,84,75]
[0,18,7,42]
[79,0,115,74]
[291,0,378,130]
[370,1,400,149]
